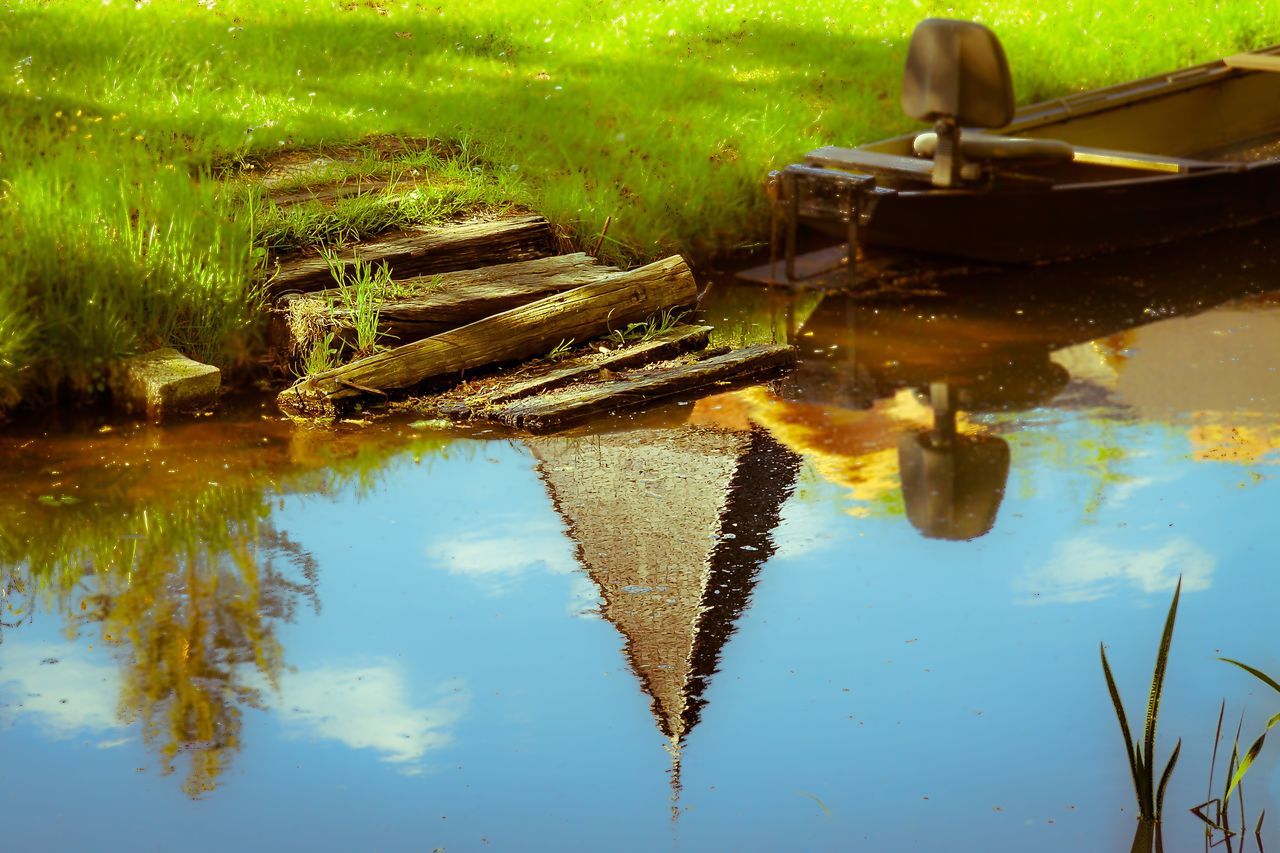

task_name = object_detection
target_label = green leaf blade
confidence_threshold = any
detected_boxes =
[1220,657,1280,696]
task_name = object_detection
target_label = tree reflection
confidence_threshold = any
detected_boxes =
[0,412,456,796]
[7,481,316,797]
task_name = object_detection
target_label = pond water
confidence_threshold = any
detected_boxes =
[5,225,1280,852]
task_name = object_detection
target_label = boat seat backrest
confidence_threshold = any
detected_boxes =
[913,132,1074,164]
[902,18,1015,129]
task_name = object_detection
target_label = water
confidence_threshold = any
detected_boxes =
[4,225,1280,851]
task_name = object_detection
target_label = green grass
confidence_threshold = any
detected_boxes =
[2,0,1278,410]
[0,125,263,405]
[323,251,389,359]
[608,306,689,348]
[238,143,530,252]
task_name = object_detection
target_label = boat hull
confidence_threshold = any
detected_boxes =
[812,160,1280,263]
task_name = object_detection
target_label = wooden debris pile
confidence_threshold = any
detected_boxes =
[279,253,619,356]
[271,214,795,429]
[409,341,796,433]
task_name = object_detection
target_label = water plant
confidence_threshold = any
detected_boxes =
[1218,658,1280,798]
[1187,654,1280,849]
[1100,577,1182,824]
[1190,701,1267,853]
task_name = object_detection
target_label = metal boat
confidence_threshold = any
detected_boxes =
[765,18,1280,285]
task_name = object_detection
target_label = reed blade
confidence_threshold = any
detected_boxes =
[1220,658,1280,696]
[1210,700,1227,805]
[1225,732,1267,805]
[1102,642,1144,809]
[1144,578,1182,790]
[1224,741,1241,806]
[1157,738,1182,818]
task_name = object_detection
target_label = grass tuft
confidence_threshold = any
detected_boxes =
[608,307,689,348]
[327,252,390,359]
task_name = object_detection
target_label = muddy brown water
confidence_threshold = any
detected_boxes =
[5,224,1280,851]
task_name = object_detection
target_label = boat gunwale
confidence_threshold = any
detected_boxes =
[823,42,1280,173]
[1008,43,1280,133]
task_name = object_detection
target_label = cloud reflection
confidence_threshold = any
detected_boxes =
[273,664,467,774]
[427,518,576,586]
[0,641,129,745]
[2,644,466,776]
[771,490,842,562]
[426,518,597,619]
[1018,537,1214,604]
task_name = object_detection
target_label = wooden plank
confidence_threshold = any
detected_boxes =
[266,214,555,299]
[277,255,698,417]
[472,325,714,408]
[1225,53,1280,73]
[804,146,934,179]
[281,253,619,353]
[495,345,797,433]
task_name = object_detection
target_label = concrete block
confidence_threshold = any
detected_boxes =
[111,348,221,418]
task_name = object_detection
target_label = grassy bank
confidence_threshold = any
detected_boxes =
[1,0,1276,409]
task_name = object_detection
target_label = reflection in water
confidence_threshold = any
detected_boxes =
[1017,537,1214,605]
[531,426,799,807]
[0,459,314,794]
[272,666,467,774]
[0,409,458,796]
[1,640,128,743]
[2,225,1280,845]
[704,221,1280,541]
[427,518,578,596]
[897,382,1012,541]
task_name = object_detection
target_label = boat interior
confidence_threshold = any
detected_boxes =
[805,19,1280,192]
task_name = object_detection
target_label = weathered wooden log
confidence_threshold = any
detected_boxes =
[266,214,554,299]
[430,324,714,417]
[281,254,620,355]
[485,325,713,404]
[494,344,797,432]
[277,255,698,418]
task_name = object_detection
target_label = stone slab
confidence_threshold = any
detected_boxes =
[110,348,221,418]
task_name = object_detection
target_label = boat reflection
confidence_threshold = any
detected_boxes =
[710,219,1280,539]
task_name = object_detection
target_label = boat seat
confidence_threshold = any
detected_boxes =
[902,18,1017,186]
[913,131,1074,164]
